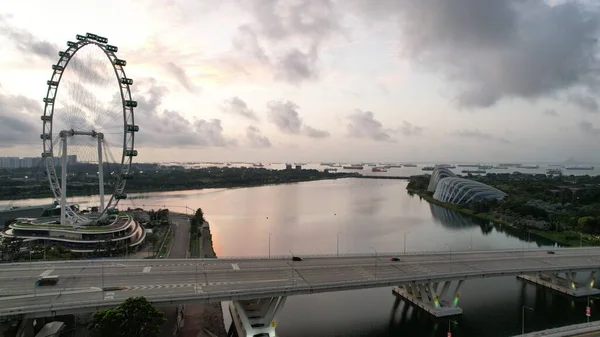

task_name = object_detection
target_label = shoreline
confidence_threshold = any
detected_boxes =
[408,188,597,247]
[0,175,356,203]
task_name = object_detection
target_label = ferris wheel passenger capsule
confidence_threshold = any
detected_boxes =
[76,34,86,41]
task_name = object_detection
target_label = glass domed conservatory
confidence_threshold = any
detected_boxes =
[432,177,507,205]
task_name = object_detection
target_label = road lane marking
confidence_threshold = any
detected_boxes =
[39,269,53,277]
[143,267,152,273]
[231,263,240,271]
[104,292,114,300]
[0,287,101,301]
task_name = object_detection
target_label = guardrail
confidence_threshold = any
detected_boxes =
[513,320,600,336]
[2,246,599,267]
[3,260,600,317]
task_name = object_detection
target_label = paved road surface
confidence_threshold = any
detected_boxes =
[1,247,600,317]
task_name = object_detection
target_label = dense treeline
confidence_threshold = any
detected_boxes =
[0,165,358,200]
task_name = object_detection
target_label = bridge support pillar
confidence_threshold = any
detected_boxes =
[518,270,600,297]
[393,280,464,317]
[228,297,287,337]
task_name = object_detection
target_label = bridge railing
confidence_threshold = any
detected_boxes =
[3,261,600,317]
[1,246,599,267]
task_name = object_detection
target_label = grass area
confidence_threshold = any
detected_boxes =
[158,229,173,258]
[12,223,115,231]
[189,236,201,258]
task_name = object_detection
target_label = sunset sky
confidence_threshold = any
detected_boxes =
[1,0,599,163]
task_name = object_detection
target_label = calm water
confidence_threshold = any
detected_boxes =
[1,178,597,336]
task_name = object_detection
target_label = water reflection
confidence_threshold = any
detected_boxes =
[1,178,596,336]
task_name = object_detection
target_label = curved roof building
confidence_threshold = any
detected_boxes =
[1,214,146,253]
[433,177,507,205]
[427,167,456,192]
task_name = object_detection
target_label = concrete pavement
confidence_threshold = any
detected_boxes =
[1,247,600,318]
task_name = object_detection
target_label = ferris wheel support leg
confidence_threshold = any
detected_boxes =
[60,135,68,226]
[97,135,105,213]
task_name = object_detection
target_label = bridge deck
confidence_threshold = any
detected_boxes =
[1,247,599,317]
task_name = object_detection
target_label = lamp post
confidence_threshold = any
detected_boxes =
[370,246,378,279]
[337,232,341,257]
[289,250,295,286]
[445,243,452,272]
[448,319,458,336]
[195,258,198,294]
[522,305,534,334]
[269,232,272,259]
[586,296,599,323]
[404,232,410,254]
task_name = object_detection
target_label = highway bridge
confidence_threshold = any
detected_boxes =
[2,247,600,336]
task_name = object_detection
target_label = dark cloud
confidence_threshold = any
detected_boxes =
[352,0,600,108]
[233,0,340,84]
[266,100,303,134]
[246,126,271,148]
[543,109,559,117]
[303,125,330,138]
[165,62,199,93]
[346,110,393,142]
[569,93,598,113]
[266,100,329,138]
[0,15,57,60]
[579,121,600,136]
[397,121,423,136]
[456,129,511,144]
[132,79,235,148]
[222,97,259,121]
[0,91,41,147]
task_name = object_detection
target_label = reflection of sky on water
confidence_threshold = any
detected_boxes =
[1,178,589,336]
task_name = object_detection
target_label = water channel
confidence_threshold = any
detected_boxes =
[2,178,596,336]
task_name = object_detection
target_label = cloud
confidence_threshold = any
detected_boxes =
[569,93,598,112]
[543,109,559,117]
[397,121,423,136]
[352,0,600,108]
[222,97,259,121]
[303,125,330,138]
[456,129,511,144]
[579,121,600,136]
[346,110,393,142]
[246,126,271,148]
[0,15,57,60]
[266,100,329,137]
[164,62,199,93]
[0,91,41,147]
[132,79,235,148]
[232,0,340,84]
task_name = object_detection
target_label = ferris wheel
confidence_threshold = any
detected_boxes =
[40,33,139,226]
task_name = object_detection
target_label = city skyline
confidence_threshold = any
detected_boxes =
[1,0,600,163]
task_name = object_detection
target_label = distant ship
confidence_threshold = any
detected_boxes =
[493,166,508,169]
[389,165,403,168]
[437,164,456,169]
[478,165,493,170]
[403,164,417,167]
[324,168,338,172]
[462,170,486,174]
[372,167,387,172]
[518,164,539,169]
[252,163,264,168]
[458,164,479,167]
[320,162,336,166]
[565,165,594,170]
[422,166,435,171]
[343,165,364,170]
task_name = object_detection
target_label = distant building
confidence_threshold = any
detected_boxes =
[295,165,302,171]
[0,155,76,169]
[285,163,293,170]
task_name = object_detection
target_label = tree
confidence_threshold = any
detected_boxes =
[0,237,24,261]
[89,297,166,337]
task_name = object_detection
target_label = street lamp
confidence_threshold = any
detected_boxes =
[522,305,534,334]
[404,232,410,254]
[289,250,295,286]
[445,243,452,272]
[337,232,342,257]
[448,319,458,336]
[269,232,272,259]
[195,258,198,294]
[370,246,378,279]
